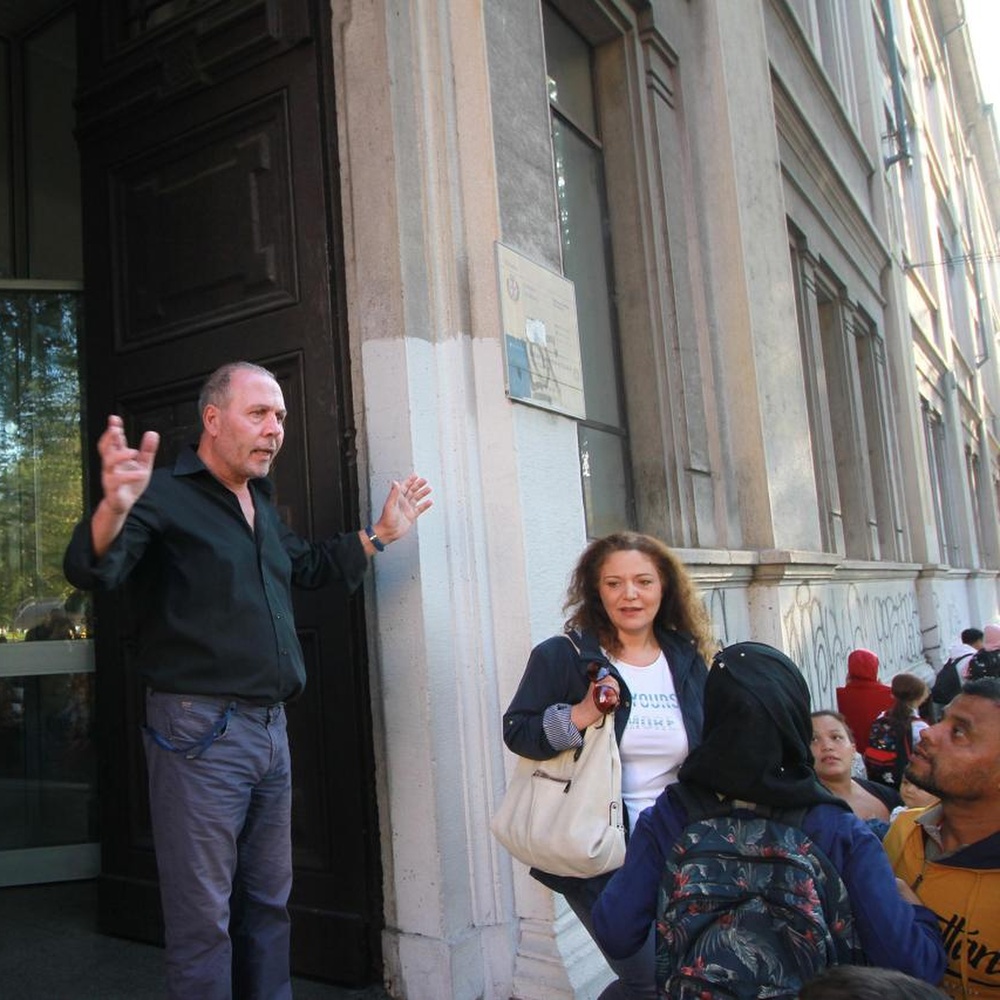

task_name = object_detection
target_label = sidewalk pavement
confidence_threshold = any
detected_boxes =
[0,880,391,1000]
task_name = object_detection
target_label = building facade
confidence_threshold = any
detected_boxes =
[1,0,998,997]
[334,0,1000,995]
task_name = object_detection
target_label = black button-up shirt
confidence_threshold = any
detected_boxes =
[63,446,368,703]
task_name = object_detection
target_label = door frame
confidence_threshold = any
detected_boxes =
[72,0,383,984]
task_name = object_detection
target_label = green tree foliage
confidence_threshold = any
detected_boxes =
[0,292,83,633]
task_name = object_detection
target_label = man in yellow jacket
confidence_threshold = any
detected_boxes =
[885,676,1000,998]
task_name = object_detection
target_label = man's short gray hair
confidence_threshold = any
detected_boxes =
[198,361,276,416]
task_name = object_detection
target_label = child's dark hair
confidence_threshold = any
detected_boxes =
[888,672,929,724]
[798,964,944,999]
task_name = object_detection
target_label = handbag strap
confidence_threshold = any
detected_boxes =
[563,631,621,742]
[563,630,612,676]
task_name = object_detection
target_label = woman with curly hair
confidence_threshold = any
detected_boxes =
[500,532,714,1000]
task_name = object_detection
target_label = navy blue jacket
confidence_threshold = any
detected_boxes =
[593,788,946,983]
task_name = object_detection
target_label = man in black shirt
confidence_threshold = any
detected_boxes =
[64,360,432,1000]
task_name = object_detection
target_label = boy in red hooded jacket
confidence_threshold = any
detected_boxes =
[837,648,894,753]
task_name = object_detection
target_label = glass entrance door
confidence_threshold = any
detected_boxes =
[0,286,97,885]
[1,1,90,886]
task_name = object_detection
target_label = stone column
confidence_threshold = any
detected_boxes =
[329,1,590,997]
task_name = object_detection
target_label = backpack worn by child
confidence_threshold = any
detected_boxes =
[656,784,863,1000]
[862,712,912,788]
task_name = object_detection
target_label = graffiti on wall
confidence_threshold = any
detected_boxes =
[782,582,923,708]
[704,587,732,651]
[926,589,971,666]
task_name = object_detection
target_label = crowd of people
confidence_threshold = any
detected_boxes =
[63,358,999,998]
[501,531,1000,999]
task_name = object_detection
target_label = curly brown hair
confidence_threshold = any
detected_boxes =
[563,532,716,661]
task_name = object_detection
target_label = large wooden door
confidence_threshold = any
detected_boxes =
[74,0,382,985]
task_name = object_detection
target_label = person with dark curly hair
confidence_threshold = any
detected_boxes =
[500,532,713,1000]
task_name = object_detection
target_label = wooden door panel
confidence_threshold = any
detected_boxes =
[77,0,380,985]
[76,0,311,133]
[112,93,299,347]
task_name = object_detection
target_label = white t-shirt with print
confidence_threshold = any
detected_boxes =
[610,650,688,831]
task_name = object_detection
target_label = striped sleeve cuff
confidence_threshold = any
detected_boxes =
[542,704,584,752]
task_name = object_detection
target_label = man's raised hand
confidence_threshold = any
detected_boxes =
[98,415,160,516]
[374,475,433,545]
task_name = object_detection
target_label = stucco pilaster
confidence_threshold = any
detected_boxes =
[682,0,820,552]
[330,1,589,997]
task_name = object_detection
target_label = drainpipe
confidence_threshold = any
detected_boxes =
[882,0,911,168]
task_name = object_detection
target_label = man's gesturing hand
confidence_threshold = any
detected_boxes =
[98,415,160,516]
[373,475,433,546]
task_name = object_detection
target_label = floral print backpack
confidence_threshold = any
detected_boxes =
[656,785,863,999]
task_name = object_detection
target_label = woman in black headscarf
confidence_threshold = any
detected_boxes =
[591,642,945,992]
[678,641,843,808]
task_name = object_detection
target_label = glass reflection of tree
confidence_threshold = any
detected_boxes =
[0,292,83,634]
